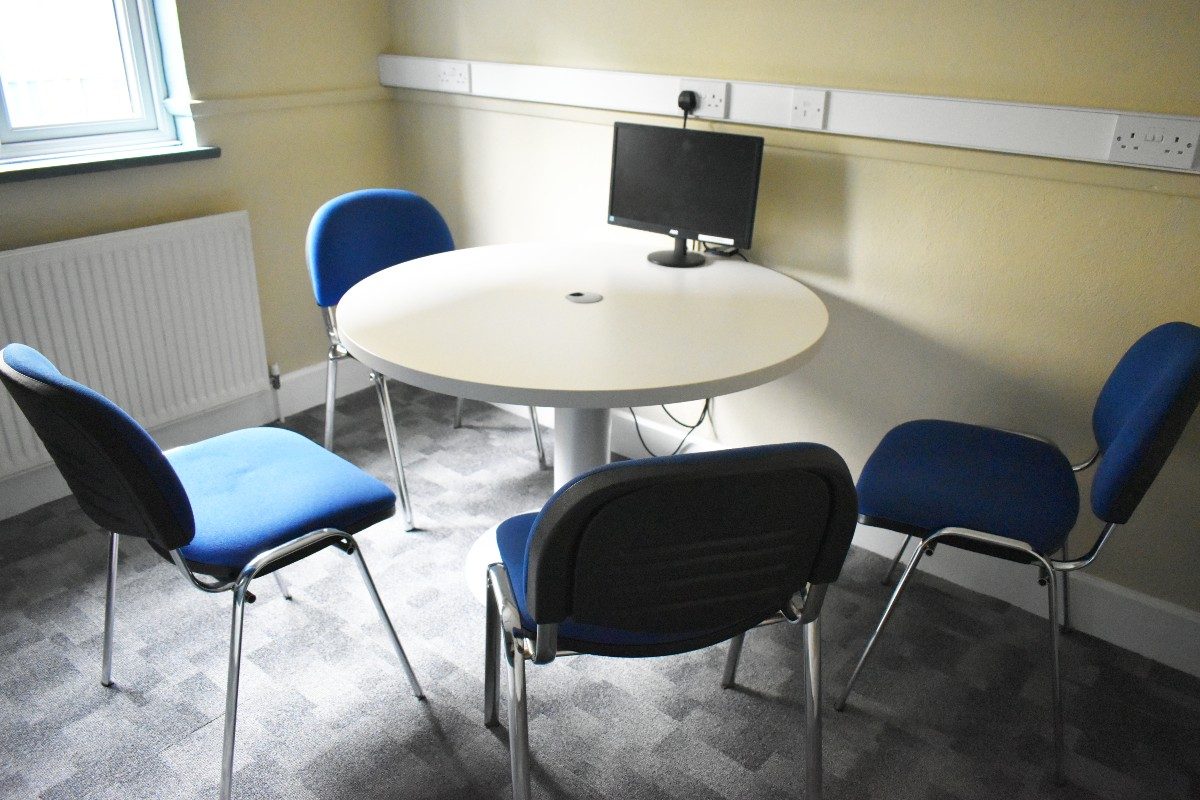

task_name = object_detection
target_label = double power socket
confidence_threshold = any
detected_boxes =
[678,79,827,130]
[1108,114,1200,171]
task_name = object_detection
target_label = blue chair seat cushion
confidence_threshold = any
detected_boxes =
[166,428,395,575]
[496,512,749,657]
[857,419,1080,555]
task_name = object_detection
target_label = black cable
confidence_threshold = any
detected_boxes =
[662,399,708,428]
[629,399,710,457]
[678,90,697,129]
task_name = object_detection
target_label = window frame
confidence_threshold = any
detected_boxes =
[0,0,181,163]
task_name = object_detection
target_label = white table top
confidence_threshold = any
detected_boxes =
[336,241,828,409]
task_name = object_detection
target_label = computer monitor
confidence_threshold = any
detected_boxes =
[607,122,764,268]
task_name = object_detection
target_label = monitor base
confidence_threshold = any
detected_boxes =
[648,236,706,268]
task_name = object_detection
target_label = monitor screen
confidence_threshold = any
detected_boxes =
[607,122,764,266]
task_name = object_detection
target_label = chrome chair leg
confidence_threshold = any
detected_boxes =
[484,575,501,727]
[506,632,532,800]
[881,534,913,585]
[1039,562,1065,784]
[453,396,464,428]
[272,571,292,600]
[527,406,547,469]
[837,542,927,711]
[350,544,424,699]
[101,532,119,687]
[220,584,250,800]
[323,349,339,451]
[1059,543,1072,633]
[721,632,745,688]
[371,372,414,531]
[803,616,823,800]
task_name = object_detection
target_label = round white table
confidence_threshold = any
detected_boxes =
[336,241,829,596]
[337,240,828,484]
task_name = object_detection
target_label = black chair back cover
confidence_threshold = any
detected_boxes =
[525,443,857,638]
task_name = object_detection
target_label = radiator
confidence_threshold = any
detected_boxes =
[0,211,269,481]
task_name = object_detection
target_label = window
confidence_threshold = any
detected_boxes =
[0,0,186,164]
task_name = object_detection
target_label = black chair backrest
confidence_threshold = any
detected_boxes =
[524,443,857,635]
[0,344,194,550]
[1090,322,1200,524]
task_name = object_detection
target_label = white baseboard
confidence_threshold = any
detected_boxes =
[505,404,1200,676]
[270,368,1200,678]
[0,358,399,520]
[851,524,1200,678]
[276,358,374,420]
[6,358,1198,678]
[0,389,277,519]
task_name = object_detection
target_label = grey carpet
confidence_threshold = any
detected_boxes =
[1,385,1197,800]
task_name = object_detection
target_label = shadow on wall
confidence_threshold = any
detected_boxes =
[390,102,471,243]
[715,145,1093,467]
[753,145,850,282]
[719,284,1092,468]
[1094,419,1200,604]
[719,285,1200,606]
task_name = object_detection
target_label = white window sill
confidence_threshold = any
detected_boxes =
[0,144,220,184]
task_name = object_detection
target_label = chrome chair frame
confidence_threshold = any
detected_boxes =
[876,443,1100,633]
[320,307,547,527]
[454,396,546,469]
[101,527,424,800]
[321,307,415,530]
[838,492,1119,785]
[483,563,831,800]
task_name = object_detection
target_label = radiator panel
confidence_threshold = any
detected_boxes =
[0,212,269,479]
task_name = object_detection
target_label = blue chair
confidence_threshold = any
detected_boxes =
[484,443,858,800]
[834,321,1200,782]
[0,343,424,800]
[307,188,547,529]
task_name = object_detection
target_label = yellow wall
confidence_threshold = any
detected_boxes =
[0,2,1196,610]
[387,0,1200,610]
[0,0,399,373]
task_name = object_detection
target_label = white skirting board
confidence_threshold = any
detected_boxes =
[309,365,1200,678]
[849,526,1200,680]
[0,389,277,520]
[4,357,1197,679]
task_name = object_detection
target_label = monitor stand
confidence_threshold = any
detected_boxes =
[648,235,705,268]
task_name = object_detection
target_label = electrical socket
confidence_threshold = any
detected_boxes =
[789,89,828,130]
[678,79,728,119]
[1108,114,1199,171]
[437,61,471,93]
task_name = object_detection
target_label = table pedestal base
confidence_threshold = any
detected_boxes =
[552,407,611,489]
[464,407,613,602]
[464,523,502,602]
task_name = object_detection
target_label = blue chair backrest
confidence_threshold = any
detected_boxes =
[0,344,194,549]
[306,188,456,308]
[1091,321,1200,523]
[523,443,857,638]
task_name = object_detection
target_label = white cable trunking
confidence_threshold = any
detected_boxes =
[379,55,1200,174]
